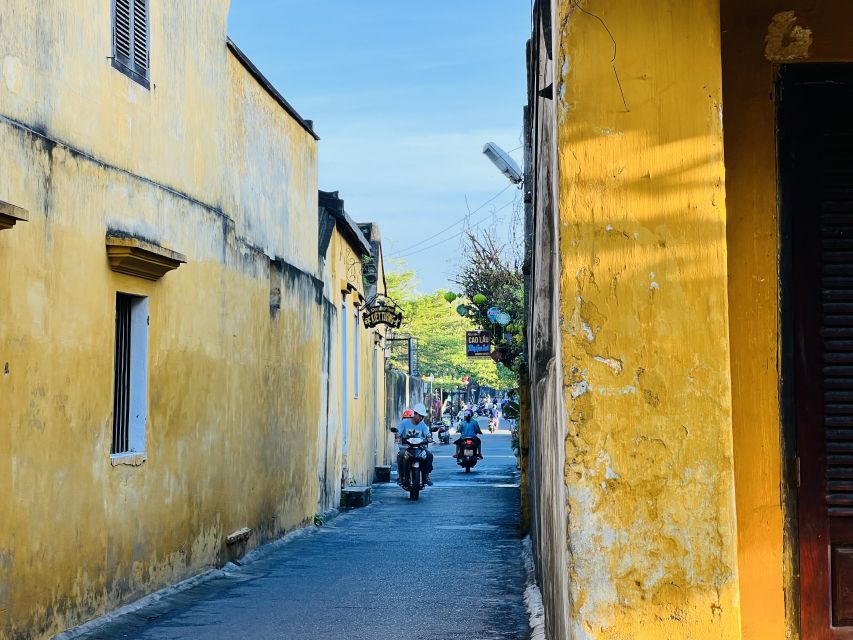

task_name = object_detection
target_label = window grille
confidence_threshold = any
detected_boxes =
[112,0,150,87]
[111,293,148,456]
[112,294,132,454]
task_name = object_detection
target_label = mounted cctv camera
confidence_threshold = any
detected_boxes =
[482,142,523,185]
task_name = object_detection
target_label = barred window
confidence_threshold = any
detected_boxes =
[112,293,148,456]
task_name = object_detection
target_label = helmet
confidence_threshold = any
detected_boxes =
[413,403,428,417]
[463,409,473,418]
[402,409,414,419]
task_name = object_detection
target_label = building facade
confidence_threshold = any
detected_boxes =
[317,191,391,509]
[525,1,853,638]
[0,2,381,638]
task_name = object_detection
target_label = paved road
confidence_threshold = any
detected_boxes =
[70,433,528,640]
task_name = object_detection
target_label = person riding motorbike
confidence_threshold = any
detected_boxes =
[454,410,483,459]
[396,403,434,485]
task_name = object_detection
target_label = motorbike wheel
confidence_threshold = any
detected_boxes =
[409,467,420,500]
[464,465,471,473]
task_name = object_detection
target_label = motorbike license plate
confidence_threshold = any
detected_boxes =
[464,449,474,456]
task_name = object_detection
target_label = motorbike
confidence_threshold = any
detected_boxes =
[392,426,438,500]
[437,417,451,445]
[488,416,498,433]
[455,437,479,473]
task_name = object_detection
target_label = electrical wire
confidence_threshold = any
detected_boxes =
[394,197,517,260]
[388,183,512,256]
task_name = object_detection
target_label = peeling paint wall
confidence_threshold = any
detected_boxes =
[0,2,327,638]
[551,0,741,636]
[720,2,853,638]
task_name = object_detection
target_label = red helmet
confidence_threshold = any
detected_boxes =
[401,409,415,419]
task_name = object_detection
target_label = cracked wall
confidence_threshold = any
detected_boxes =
[555,1,741,637]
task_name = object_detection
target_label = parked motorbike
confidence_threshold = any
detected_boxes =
[455,437,479,473]
[392,426,438,500]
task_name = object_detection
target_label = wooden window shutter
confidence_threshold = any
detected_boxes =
[114,0,132,64]
[112,0,149,85]
[131,0,149,76]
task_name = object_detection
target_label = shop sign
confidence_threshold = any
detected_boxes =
[466,330,492,357]
[362,294,404,329]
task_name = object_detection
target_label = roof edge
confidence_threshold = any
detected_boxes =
[227,38,320,141]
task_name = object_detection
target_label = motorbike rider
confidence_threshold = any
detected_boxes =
[395,403,435,486]
[454,409,483,459]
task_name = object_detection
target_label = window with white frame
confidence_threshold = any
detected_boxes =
[111,293,148,455]
[112,0,150,87]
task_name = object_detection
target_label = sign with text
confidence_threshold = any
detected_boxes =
[362,295,403,329]
[466,330,492,358]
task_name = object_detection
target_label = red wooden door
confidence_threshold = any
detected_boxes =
[783,65,853,638]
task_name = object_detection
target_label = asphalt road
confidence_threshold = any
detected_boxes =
[69,432,529,640]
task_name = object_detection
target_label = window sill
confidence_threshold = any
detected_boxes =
[111,58,150,90]
[110,452,147,467]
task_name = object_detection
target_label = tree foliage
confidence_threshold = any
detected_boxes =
[385,270,515,389]
[451,230,525,369]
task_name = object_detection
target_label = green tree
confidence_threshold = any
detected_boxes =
[386,270,515,389]
[452,230,525,370]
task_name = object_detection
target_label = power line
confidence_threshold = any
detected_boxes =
[394,197,517,259]
[388,184,512,256]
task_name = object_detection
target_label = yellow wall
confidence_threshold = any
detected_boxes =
[721,3,853,638]
[0,2,327,637]
[319,226,389,499]
[556,1,741,636]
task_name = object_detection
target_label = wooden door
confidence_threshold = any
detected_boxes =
[783,65,853,638]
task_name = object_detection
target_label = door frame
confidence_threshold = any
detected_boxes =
[778,62,853,639]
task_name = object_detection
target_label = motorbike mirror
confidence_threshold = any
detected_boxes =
[390,427,399,433]
[430,426,440,432]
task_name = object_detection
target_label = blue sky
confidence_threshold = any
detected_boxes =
[227,1,529,292]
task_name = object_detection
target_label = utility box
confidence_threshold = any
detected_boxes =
[342,486,371,509]
[374,465,391,483]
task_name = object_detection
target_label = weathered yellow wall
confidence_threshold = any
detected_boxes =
[721,3,853,638]
[320,226,389,498]
[0,1,326,638]
[556,1,741,636]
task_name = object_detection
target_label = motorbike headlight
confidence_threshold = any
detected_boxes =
[407,437,424,445]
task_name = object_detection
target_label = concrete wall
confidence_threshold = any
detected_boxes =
[525,3,571,638]
[525,0,742,637]
[0,2,326,637]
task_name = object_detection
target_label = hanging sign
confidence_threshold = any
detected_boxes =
[362,294,404,329]
[466,330,492,358]
[496,312,511,326]
[487,307,502,323]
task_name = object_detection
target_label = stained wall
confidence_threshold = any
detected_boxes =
[0,1,325,637]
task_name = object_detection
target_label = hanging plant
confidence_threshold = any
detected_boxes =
[473,293,488,306]
[443,291,458,303]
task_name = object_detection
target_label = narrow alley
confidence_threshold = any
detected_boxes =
[68,433,529,640]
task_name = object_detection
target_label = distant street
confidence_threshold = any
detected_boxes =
[72,433,528,640]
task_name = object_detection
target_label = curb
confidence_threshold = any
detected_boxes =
[53,509,341,639]
[521,536,547,640]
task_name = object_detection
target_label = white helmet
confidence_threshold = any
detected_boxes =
[413,403,428,417]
